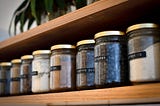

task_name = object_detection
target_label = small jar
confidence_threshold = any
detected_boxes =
[10,59,21,95]
[126,23,160,83]
[0,62,11,96]
[32,50,50,93]
[20,55,33,94]
[50,44,76,91]
[94,31,129,88]
[76,40,95,90]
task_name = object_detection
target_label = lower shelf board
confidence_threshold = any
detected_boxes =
[0,83,160,105]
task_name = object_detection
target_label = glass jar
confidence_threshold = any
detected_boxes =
[127,23,160,83]
[32,50,50,93]
[20,55,33,94]
[50,44,76,91]
[76,40,95,90]
[10,59,21,95]
[94,31,129,88]
[0,62,11,96]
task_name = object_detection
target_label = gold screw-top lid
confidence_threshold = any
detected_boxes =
[0,62,12,66]
[21,55,33,60]
[11,59,21,64]
[76,39,95,46]
[32,50,51,55]
[51,44,76,50]
[94,31,125,39]
[126,23,159,33]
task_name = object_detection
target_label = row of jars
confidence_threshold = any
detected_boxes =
[0,23,160,96]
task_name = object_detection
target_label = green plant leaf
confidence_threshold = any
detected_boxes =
[9,0,29,35]
[20,12,25,32]
[75,0,87,9]
[14,13,21,35]
[31,0,39,24]
[44,0,53,13]
[28,17,35,29]
[14,0,29,15]
[55,0,66,10]
[44,0,54,20]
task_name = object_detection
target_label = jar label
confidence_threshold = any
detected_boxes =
[95,56,107,62]
[11,77,20,81]
[20,74,28,79]
[32,71,38,76]
[128,51,146,60]
[39,72,49,77]
[0,79,6,82]
[77,68,94,73]
[50,66,61,71]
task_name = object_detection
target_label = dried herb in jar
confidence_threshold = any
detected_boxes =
[76,39,95,90]
[0,62,11,96]
[20,55,33,94]
[94,31,129,88]
[50,44,76,91]
[10,59,21,95]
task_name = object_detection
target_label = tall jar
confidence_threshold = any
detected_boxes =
[50,44,76,91]
[10,59,21,95]
[126,23,160,83]
[76,40,95,90]
[94,31,129,88]
[20,55,33,94]
[0,62,11,96]
[32,50,50,93]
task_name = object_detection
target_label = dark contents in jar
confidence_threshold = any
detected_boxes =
[94,36,129,88]
[76,44,95,89]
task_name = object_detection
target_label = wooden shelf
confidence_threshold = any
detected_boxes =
[1,0,160,61]
[0,83,160,105]
[0,0,160,105]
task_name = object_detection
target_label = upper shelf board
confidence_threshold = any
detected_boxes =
[0,0,160,61]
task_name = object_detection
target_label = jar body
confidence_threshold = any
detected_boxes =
[20,59,32,94]
[0,66,11,96]
[94,36,129,88]
[76,44,95,89]
[10,63,21,95]
[128,28,160,82]
[50,49,76,91]
[32,54,50,93]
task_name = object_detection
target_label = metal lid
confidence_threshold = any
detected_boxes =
[76,39,95,46]
[94,31,125,39]
[51,44,76,50]
[126,23,159,33]
[21,55,33,60]
[32,50,51,55]
[0,62,12,66]
[11,59,21,64]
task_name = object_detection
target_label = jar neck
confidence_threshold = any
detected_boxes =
[77,44,94,52]
[34,54,50,59]
[95,35,127,45]
[127,28,160,39]
[1,66,11,70]
[22,59,33,64]
[12,63,21,67]
[51,49,76,55]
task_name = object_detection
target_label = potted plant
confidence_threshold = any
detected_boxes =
[9,0,98,36]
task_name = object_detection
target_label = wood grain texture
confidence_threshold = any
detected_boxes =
[0,83,160,105]
[1,0,160,61]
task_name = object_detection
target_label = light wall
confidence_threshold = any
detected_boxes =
[0,0,23,41]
